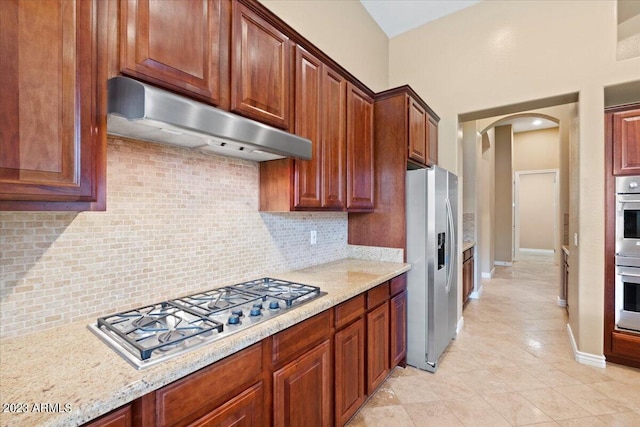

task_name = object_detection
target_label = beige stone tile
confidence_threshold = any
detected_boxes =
[597,411,640,426]
[428,376,480,401]
[552,361,611,384]
[436,350,486,374]
[531,367,583,387]
[556,416,608,426]
[589,381,640,412]
[490,366,548,392]
[363,382,401,408]
[443,396,511,426]
[346,405,415,427]
[520,388,590,420]
[403,401,464,427]
[386,375,440,404]
[456,369,510,397]
[554,383,632,415]
[484,391,553,425]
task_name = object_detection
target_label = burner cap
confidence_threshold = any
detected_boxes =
[158,330,187,344]
[132,316,157,329]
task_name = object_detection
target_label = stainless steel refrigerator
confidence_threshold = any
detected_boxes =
[406,166,458,372]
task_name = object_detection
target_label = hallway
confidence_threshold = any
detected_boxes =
[348,254,640,426]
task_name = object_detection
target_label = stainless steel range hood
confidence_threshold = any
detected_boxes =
[107,77,311,162]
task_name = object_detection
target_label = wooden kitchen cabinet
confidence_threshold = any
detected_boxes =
[119,0,230,108]
[389,274,407,368]
[407,92,438,168]
[273,340,332,427]
[0,0,107,211]
[334,296,366,426]
[154,344,263,427]
[231,0,291,129]
[367,300,390,394]
[408,98,427,164]
[83,405,132,427]
[348,85,439,249]
[604,103,640,369]
[187,382,264,427]
[259,53,371,213]
[292,46,347,210]
[346,83,375,211]
[427,113,439,166]
[462,247,474,305]
[609,105,640,176]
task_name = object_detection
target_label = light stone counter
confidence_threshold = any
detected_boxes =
[0,258,410,427]
[462,241,476,252]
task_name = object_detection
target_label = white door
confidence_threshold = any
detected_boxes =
[514,170,558,258]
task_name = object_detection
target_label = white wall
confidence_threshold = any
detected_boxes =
[389,0,640,356]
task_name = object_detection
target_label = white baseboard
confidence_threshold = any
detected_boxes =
[469,284,483,299]
[566,323,606,368]
[481,267,495,279]
[520,248,555,255]
[557,297,567,307]
[456,316,464,336]
[495,261,513,266]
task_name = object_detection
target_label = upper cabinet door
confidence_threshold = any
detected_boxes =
[0,0,106,211]
[613,108,640,176]
[346,83,374,211]
[293,45,322,209]
[426,113,438,167]
[120,0,230,108]
[408,97,427,165]
[231,1,291,130]
[321,66,347,210]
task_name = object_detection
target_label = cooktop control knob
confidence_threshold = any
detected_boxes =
[228,314,240,325]
[252,302,263,309]
[268,301,280,310]
[231,309,243,317]
[630,181,638,189]
[249,307,262,317]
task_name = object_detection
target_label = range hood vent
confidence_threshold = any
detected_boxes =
[107,77,312,162]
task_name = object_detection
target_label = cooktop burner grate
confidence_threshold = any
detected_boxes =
[90,278,324,368]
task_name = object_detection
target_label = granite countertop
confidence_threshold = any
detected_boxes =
[0,258,410,427]
[562,245,570,255]
[462,241,476,252]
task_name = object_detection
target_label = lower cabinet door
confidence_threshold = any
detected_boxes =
[367,301,390,394]
[390,291,407,368]
[335,318,365,426]
[187,382,264,427]
[82,405,132,427]
[273,339,332,427]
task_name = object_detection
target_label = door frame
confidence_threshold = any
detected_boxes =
[513,169,559,260]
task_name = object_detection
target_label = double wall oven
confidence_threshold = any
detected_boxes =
[615,176,640,334]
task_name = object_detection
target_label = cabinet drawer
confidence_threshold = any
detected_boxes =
[367,282,390,309]
[155,343,262,427]
[186,382,263,427]
[272,310,331,366]
[611,331,640,359]
[335,294,365,329]
[463,248,473,263]
[390,274,407,296]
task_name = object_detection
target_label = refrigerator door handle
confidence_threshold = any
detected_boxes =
[445,197,456,294]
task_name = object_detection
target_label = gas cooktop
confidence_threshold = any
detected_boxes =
[88,278,324,369]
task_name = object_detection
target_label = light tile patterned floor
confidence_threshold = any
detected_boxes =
[347,254,640,426]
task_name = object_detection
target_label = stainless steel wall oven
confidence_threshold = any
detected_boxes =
[615,265,640,334]
[616,176,640,261]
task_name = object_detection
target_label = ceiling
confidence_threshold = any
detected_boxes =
[360,0,481,38]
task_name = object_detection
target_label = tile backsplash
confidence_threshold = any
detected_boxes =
[0,138,348,338]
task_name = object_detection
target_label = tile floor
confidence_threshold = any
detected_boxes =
[347,254,640,426]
